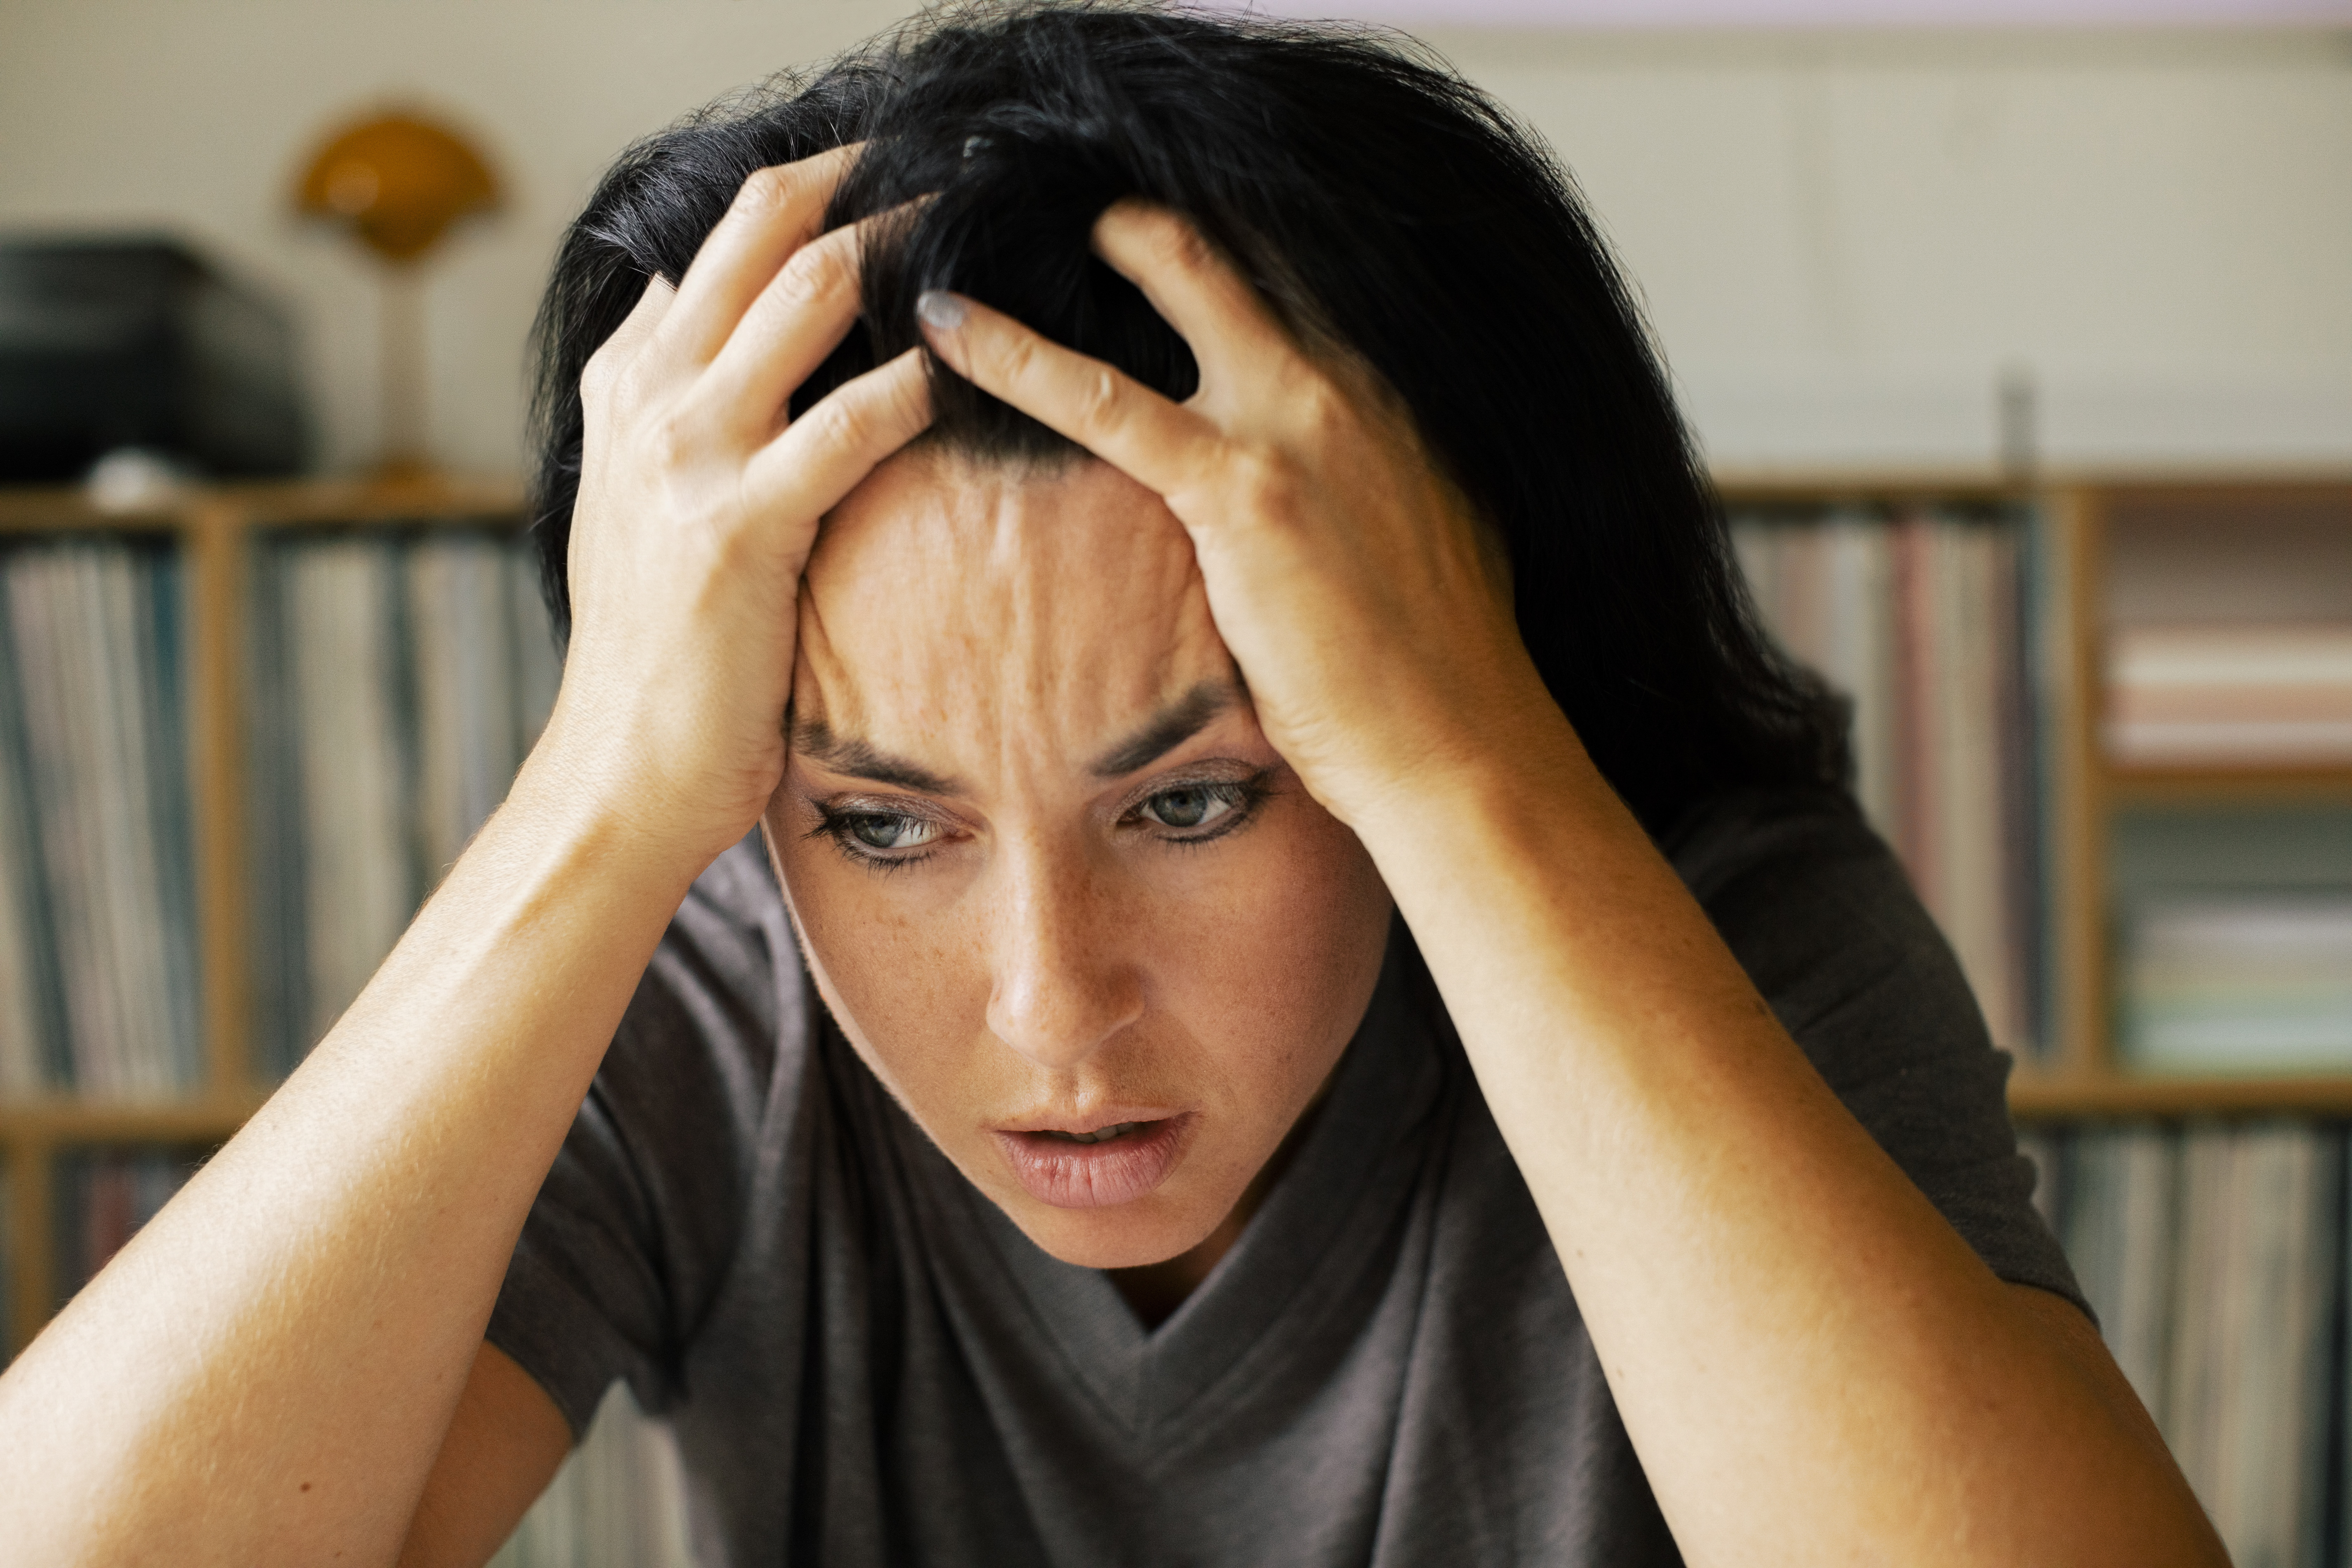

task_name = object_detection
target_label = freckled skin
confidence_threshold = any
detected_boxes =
[765,447,1393,1278]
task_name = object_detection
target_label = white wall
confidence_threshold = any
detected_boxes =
[2,3,2346,477]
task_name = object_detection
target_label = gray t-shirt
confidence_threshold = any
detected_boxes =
[489,786,2083,1566]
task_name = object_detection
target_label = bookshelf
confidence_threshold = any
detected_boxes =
[1719,473,2352,1122]
[0,476,526,1356]
[1,472,2348,1360]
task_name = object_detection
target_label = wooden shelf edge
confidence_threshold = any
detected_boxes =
[0,474,524,533]
[0,1095,267,1144]
[2011,1072,2352,1118]
[2105,763,2352,803]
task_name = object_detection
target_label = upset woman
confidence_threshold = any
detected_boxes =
[0,7,2220,1566]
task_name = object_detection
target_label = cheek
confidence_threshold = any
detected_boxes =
[1158,807,1393,1097]
[764,811,990,1099]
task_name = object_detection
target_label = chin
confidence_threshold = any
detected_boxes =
[997,1190,1231,1270]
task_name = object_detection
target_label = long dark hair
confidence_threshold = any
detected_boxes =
[527,1,1847,833]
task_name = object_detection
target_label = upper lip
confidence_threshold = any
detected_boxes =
[995,1105,1185,1135]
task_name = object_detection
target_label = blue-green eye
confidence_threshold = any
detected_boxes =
[845,813,937,851]
[1140,784,1240,831]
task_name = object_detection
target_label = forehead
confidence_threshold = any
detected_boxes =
[796,451,1234,772]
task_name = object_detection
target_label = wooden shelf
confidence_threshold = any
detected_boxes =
[2013,1072,2352,1119]
[0,1096,264,1145]
[2105,763,2352,805]
[0,473,524,534]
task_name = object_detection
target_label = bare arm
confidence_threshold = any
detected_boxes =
[398,1345,574,1568]
[921,201,2225,1567]
[0,151,931,1567]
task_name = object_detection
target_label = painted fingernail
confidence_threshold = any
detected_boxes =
[916,290,967,332]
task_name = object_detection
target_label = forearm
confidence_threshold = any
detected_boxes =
[0,753,699,1566]
[1359,713,2221,1567]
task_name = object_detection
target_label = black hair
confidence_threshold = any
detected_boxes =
[527,0,1848,833]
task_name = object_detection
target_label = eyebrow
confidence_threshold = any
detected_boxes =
[790,719,966,796]
[1089,682,1237,779]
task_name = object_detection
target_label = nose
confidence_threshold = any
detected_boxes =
[983,842,1144,1072]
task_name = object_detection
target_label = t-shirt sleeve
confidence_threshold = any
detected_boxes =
[1670,789,2089,1319]
[486,837,796,1438]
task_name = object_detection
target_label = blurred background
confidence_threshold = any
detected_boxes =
[1,3,2349,1565]
[4,0,2349,475]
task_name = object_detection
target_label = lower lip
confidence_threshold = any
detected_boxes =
[992,1115,1194,1209]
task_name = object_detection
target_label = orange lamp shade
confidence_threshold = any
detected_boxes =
[294,111,502,265]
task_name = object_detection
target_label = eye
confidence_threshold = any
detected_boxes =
[1139,783,1242,831]
[843,812,937,852]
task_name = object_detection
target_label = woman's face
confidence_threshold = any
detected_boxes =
[767,448,1393,1270]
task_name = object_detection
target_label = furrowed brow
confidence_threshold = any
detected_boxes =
[792,719,965,796]
[1089,682,1237,779]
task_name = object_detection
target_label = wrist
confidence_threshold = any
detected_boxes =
[495,738,733,910]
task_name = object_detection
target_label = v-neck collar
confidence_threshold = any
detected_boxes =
[907,928,1450,1443]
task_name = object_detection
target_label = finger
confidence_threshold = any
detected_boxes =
[742,348,935,526]
[916,291,1223,504]
[579,274,676,407]
[657,144,863,368]
[697,206,916,433]
[1089,201,1298,395]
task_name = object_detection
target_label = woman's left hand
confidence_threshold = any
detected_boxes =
[915,201,1571,830]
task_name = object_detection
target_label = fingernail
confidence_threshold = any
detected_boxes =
[916,289,967,332]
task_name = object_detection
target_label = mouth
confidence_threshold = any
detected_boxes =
[993,1113,1195,1209]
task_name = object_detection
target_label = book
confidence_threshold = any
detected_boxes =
[1733,506,2043,1053]
[0,539,201,1096]
[2107,623,2352,766]
[2046,1119,2342,1568]
[2121,896,2352,1072]
[250,527,560,1074]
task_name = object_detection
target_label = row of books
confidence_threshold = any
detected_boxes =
[0,538,202,1097]
[249,529,559,1077]
[1731,507,2044,1053]
[2021,1121,2340,1568]
[2107,622,2352,766]
[0,528,557,1095]
[2121,895,2352,1073]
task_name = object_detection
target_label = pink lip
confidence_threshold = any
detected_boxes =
[992,1113,1196,1209]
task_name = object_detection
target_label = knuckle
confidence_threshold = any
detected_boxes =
[772,237,855,311]
[643,411,697,472]
[1076,367,1125,432]
[732,164,798,215]
[1223,441,1300,513]
[803,394,874,455]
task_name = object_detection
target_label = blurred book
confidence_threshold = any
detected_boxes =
[2107,623,2352,767]
[2121,895,2352,1072]
[0,537,201,1097]
[250,527,557,1076]
[1734,507,2043,1053]
[2041,1119,2338,1568]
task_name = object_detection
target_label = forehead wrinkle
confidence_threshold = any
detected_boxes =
[801,452,1235,796]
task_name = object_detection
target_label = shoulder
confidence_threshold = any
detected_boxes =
[620,833,802,1092]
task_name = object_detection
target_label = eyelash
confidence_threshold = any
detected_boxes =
[807,772,1272,874]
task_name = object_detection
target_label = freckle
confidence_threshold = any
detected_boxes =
[301,1481,313,1492]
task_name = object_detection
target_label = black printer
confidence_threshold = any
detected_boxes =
[0,237,309,482]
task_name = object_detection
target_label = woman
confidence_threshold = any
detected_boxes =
[0,7,2218,1565]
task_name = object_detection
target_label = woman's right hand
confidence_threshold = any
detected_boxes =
[538,146,932,873]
